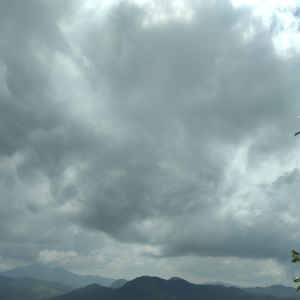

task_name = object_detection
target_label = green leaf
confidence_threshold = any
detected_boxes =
[291,251,300,291]
[291,250,300,263]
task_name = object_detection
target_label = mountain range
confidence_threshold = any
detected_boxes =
[47,276,300,300]
[0,264,299,300]
[242,285,300,298]
[201,281,300,298]
[0,264,116,288]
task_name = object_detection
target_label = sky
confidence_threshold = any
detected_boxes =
[1,0,300,288]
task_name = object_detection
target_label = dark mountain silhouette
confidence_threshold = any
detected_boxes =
[0,274,73,299]
[0,264,116,288]
[47,276,300,300]
[168,277,184,281]
[47,283,114,300]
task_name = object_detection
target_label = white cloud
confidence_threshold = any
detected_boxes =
[38,249,78,264]
[232,0,300,56]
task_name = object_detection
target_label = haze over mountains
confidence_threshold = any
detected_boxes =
[0,264,116,288]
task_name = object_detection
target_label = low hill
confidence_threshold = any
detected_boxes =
[0,264,116,288]
[47,283,114,300]
[47,276,300,300]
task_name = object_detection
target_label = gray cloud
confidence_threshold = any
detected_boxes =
[0,0,300,286]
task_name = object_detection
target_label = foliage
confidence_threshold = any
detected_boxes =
[291,250,300,291]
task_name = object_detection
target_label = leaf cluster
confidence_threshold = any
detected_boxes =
[291,250,300,291]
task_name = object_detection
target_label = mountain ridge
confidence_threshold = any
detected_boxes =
[1,265,299,299]
[242,285,300,298]
[47,276,300,300]
[0,264,116,288]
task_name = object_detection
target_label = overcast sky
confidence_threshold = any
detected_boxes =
[1,0,300,287]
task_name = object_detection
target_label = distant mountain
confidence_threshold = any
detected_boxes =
[201,281,300,298]
[109,279,128,289]
[200,281,300,298]
[242,285,300,298]
[0,274,73,299]
[200,281,250,288]
[47,275,300,300]
[0,264,116,288]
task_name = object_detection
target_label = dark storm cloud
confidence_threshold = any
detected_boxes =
[0,0,75,158]
[1,0,300,282]
[72,0,300,260]
[0,0,82,262]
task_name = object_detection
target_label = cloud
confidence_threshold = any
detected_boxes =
[38,249,78,264]
[1,0,300,286]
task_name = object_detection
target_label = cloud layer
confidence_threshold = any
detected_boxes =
[1,0,300,286]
